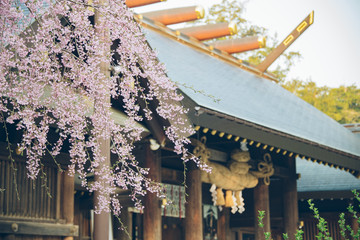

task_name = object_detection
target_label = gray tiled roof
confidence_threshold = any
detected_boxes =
[296,158,360,192]
[144,28,360,170]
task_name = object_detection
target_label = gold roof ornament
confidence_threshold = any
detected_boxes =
[195,6,205,19]
[228,21,238,35]
[256,11,314,73]
[258,36,266,48]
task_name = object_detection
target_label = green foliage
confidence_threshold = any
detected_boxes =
[295,229,304,240]
[258,210,265,228]
[257,191,360,240]
[282,80,360,123]
[308,199,333,240]
[338,190,360,240]
[257,209,304,240]
[257,210,272,240]
[201,0,301,82]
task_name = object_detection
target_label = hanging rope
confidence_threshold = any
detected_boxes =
[250,153,274,185]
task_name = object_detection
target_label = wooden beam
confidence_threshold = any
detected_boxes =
[212,36,266,54]
[161,167,184,184]
[125,0,164,8]
[256,11,314,73]
[177,22,237,41]
[273,166,291,178]
[185,161,203,240]
[142,6,205,26]
[143,143,162,240]
[138,98,166,147]
[254,181,271,240]
[0,220,78,236]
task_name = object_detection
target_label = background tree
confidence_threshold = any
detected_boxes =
[200,0,301,82]
[203,0,360,124]
[283,80,360,123]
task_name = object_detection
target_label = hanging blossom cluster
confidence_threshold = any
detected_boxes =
[0,0,199,215]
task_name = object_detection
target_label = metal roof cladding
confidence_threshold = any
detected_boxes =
[143,27,360,172]
[296,158,360,192]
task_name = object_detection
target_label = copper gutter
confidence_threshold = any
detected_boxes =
[125,0,165,8]
[141,6,205,25]
[211,36,266,54]
[176,22,237,41]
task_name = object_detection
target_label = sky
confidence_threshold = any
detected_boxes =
[133,0,360,88]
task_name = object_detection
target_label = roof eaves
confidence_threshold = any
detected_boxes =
[188,105,360,175]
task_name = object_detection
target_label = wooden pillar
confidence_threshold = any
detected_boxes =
[254,181,271,240]
[283,157,298,240]
[218,207,231,240]
[143,143,162,240]
[62,170,75,240]
[185,161,203,240]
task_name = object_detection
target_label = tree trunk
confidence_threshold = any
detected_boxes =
[93,0,111,238]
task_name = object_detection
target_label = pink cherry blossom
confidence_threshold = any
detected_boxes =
[0,0,202,214]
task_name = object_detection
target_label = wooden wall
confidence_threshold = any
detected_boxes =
[0,152,78,240]
[0,156,58,221]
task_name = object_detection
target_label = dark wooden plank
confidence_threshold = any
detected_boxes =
[0,160,5,215]
[5,159,11,216]
[46,167,53,219]
[20,161,27,217]
[55,171,61,221]
[0,220,78,236]
[40,169,45,218]
[25,172,31,218]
